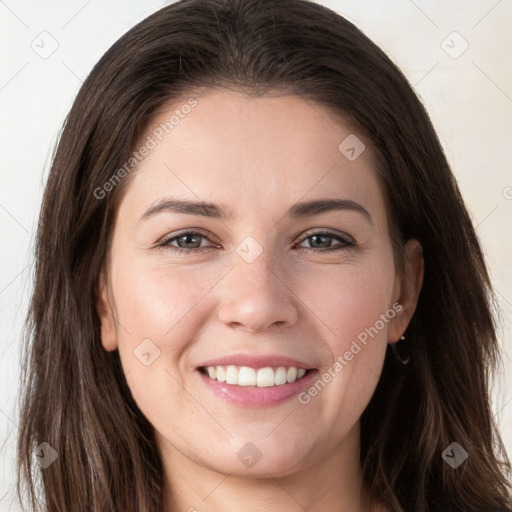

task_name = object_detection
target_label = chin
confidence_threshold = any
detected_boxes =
[207,438,313,478]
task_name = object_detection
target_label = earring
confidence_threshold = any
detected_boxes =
[390,335,410,365]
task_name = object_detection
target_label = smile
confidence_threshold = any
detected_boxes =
[200,365,308,387]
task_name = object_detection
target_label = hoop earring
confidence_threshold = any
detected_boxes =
[390,335,410,365]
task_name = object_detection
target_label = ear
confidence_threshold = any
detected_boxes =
[96,268,118,352]
[388,238,424,343]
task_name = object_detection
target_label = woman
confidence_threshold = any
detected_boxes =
[17,0,512,511]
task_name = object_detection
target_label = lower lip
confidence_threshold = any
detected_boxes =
[196,369,318,408]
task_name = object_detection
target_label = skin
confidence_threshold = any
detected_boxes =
[97,89,423,512]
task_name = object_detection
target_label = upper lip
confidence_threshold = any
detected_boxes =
[198,353,313,370]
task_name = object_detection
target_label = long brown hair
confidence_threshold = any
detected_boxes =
[17,0,512,510]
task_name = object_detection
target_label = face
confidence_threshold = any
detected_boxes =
[97,89,423,480]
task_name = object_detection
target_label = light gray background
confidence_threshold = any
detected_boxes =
[1,1,511,509]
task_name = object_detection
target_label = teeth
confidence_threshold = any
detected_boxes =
[216,366,226,382]
[275,366,287,385]
[286,367,297,382]
[238,366,256,386]
[203,365,309,387]
[226,365,239,385]
[257,367,274,387]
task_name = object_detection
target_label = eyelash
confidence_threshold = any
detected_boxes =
[157,229,355,254]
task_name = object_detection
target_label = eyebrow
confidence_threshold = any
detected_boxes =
[140,198,372,224]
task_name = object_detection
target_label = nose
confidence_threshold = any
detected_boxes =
[217,248,299,333]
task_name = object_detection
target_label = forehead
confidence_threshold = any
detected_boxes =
[118,89,388,226]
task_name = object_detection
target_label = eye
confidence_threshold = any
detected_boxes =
[296,230,355,252]
[157,230,218,253]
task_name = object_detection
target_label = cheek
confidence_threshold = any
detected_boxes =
[292,251,395,416]
[296,254,396,348]
[108,256,222,424]
[110,255,225,344]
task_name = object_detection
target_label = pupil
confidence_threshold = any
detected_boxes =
[180,234,199,248]
[312,234,329,248]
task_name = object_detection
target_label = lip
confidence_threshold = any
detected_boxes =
[196,367,319,408]
[198,353,313,370]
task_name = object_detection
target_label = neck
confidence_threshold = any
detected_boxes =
[159,422,381,512]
